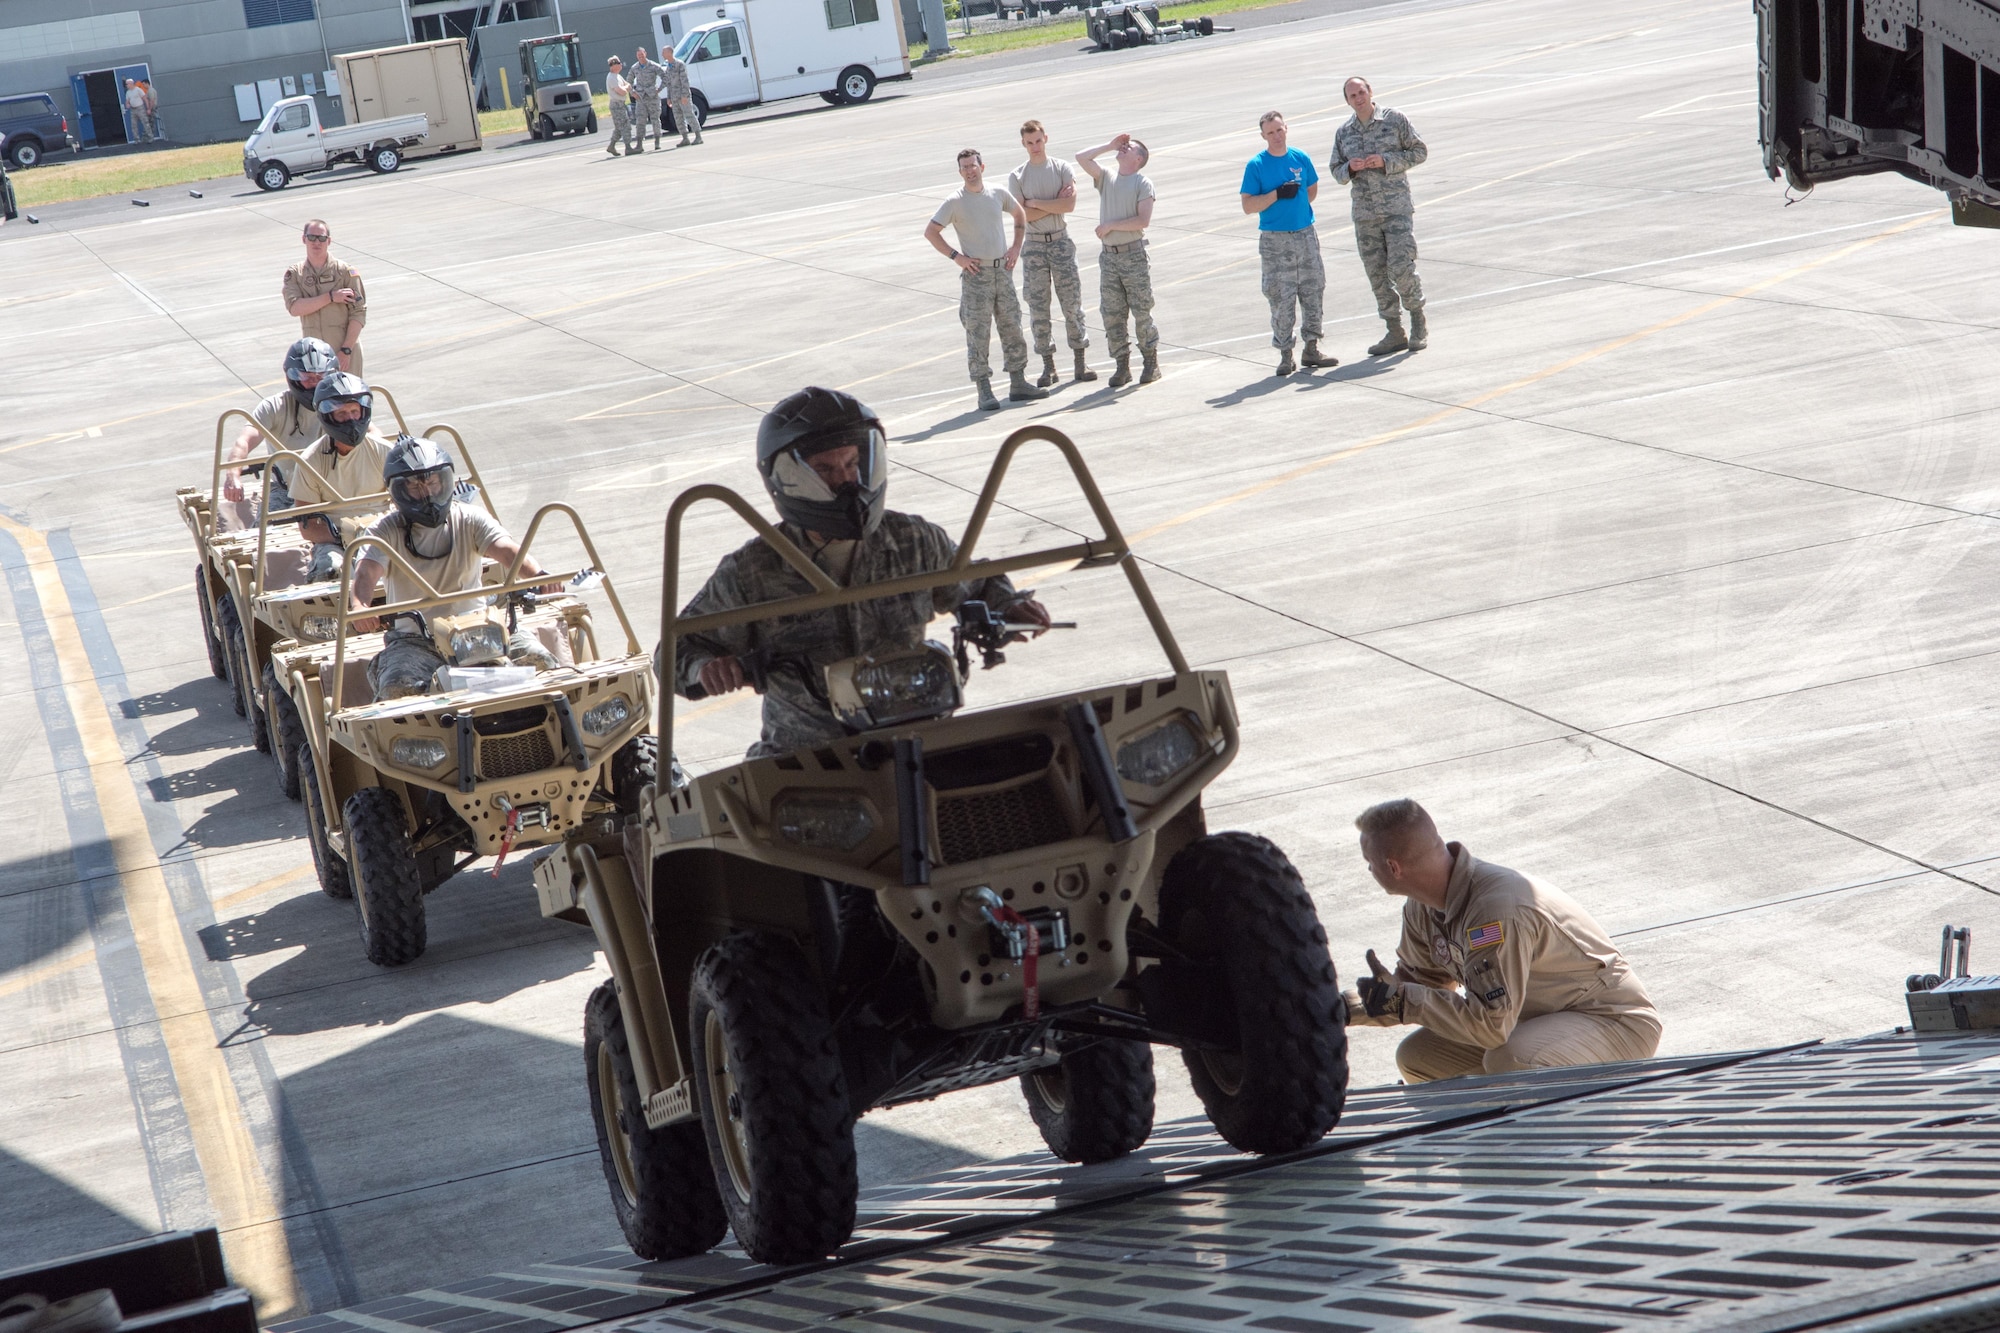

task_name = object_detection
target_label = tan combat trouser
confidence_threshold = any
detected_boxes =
[1396,1010,1662,1084]
[960,264,1029,381]
[1021,233,1088,355]
[1099,239,1157,359]
[1354,213,1424,322]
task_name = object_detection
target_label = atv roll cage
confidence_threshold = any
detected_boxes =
[204,383,415,511]
[655,424,1191,765]
[325,502,642,712]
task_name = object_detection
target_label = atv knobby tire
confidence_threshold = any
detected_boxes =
[611,734,657,817]
[195,568,228,681]
[213,596,248,718]
[1020,1036,1155,1163]
[690,930,856,1265]
[344,785,427,966]
[1158,831,1348,1153]
[584,980,728,1260]
[218,598,270,752]
[264,664,307,800]
[300,743,352,901]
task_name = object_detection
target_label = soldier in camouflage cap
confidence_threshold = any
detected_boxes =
[1332,76,1429,355]
[627,47,666,152]
[673,387,1053,757]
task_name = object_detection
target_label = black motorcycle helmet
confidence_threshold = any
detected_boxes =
[284,338,338,408]
[312,372,373,448]
[755,387,887,540]
[382,433,456,532]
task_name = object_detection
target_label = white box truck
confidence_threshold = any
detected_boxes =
[335,38,483,160]
[648,0,910,126]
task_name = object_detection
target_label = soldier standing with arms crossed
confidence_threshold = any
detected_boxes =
[605,55,634,155]
[283,219,367,375]
[665,46,701,145]
[1076,134,1160,389]
[627,47,666,152]
[1332,76,1428,355]
[924,149,1051,412]
[1241,110,1334,376]
[1008,121,1096,388]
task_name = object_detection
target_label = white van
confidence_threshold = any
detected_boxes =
[648,0,910,125]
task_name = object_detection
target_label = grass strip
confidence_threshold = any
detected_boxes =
[909,0,1296,60]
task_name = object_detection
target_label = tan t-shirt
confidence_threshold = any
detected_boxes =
[284,430,393,542]
[1392,843,1659,1050]
[1095,169,1154,245]
[357,503,510,619]
[249,390,321,485]
[1007,158,1076,236]
[931,186,1018,261]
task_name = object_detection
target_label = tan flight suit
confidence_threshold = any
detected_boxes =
[283,258,368,376]
[1372,842,1661,1083]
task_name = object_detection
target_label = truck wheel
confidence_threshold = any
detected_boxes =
[369,144,401,173]
[585,981,728,1259]
[344,785,426,966]
[300,744,352,901]
[255,161,289,191]
[1158,832,1348,1154]
[819,91,843,106]
[692,92,710,127]
[195,568,228,681]
[1020,1037,1154,1163]
[264,664,306,801]
[10,138,41,169]
[1197,14,1214,32]
[610,735,657,817]
[836,66,876,104]
[690,930,856,1265]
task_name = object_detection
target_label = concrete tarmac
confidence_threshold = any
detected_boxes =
[4,0,1995,1315]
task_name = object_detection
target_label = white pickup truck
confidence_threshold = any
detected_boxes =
[243,95,428,192]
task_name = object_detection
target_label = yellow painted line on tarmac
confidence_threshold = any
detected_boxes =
[1421,133,1656,208]
[210,865,315,914]
[1128,210,1944,547]
[0,513,301,1319]
[0,946,97,1001]
[0,583,191,634]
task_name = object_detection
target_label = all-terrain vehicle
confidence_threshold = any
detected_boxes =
[1086,3,1216,50]
[535,425,1348,1267]
[281,502,656,966]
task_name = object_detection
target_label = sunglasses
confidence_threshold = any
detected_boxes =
[303,233,330,242]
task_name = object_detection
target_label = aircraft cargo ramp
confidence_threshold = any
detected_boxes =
[272,1030,2000,1333]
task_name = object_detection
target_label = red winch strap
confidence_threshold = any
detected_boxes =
[994,905,1042,1020]
[491,807,521,878]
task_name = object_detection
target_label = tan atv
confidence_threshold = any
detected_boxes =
[535,426,1349,1268]
[175,387,419,779]
[280,503,656,967]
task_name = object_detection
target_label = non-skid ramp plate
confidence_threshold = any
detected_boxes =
[271,1052,1740,1333]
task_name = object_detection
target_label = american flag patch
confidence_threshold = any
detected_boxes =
[1466,921,1505,950]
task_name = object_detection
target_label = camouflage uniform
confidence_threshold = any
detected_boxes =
[664,57,700,144]
[960,265,1030,381]
[1332,107,1427,321]
[1099,241,1157,358]
[673,510,1028,757]
[606,69,634,154]
[627,57,666,148]
[1259,229,1325,349]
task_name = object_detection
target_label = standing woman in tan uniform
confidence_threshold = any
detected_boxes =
[1347,798,1662,1083]
[284,220,367,375]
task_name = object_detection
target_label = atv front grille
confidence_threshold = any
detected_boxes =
[934,778,1068,865]
[479,726,556,780]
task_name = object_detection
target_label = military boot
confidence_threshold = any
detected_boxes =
[1301,340,1336,368]
[1408,308,1428,351]
[1009,369,1051,402]
[1037,353,1059,389]
[1368,320,1408,355]
[977,377,1002,411]
[1139,350,1161,384]
[1074,349,1098,382]
[1108,354,1133,389]
[1275,346,1296,376]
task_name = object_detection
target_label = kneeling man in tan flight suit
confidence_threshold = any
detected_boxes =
[1347,798,1661,1083]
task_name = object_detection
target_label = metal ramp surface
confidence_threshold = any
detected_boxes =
[271,1051,1745,1333]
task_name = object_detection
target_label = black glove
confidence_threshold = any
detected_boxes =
[1274,181,1300,200]
[1355,948,1403,1020]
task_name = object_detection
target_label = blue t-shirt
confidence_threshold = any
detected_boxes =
[1241,148,1318,231]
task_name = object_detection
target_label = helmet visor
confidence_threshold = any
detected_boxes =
[767,428,885,507]
[390,464,456,513]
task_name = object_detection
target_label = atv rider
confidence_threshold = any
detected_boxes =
[346,434,563,700]
[221,338,338,506]
[283,372,396,581]
[674,386,1052,757]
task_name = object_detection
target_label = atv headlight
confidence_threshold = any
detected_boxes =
[774,793,876,852]
[449,623,509,666]
[391,736,450,770]
[1116,715,1205,787]
[828,643,963,730]
[580,693,631,736]
[298,614,337,642]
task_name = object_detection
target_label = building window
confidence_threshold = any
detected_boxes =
[243,0,318,27]
[825,0,878,27]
